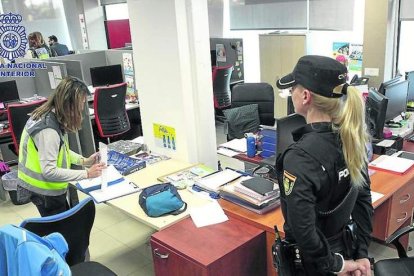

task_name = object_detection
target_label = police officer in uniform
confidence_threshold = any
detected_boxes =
[18,77,105,217]
[275,55,373,275]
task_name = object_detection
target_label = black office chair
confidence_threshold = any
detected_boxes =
[231,83,275,126]
[7,99,47,155]
[20,197,116,275]
[374,224,414,276]
[212,65,233,121]
[94,82,130,143]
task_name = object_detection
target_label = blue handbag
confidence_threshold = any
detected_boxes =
[139,183,187,217]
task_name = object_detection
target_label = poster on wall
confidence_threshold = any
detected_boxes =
[348,44,363,77]
[332,42,363,78]
[122,52,137,101]
[153,123,176,151]
[216,44,226,62]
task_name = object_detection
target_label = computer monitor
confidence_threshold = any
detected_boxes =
[276,113,306,156]
[405,71,414,101]
[0,80,20,104]
[383,80,409,122]
[378,76,402,95]
[90,64,123,87]
[365,88,388,140]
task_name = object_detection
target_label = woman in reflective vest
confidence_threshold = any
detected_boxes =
[18,76,105,217]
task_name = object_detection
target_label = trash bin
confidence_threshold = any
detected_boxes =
[2,171,20,205]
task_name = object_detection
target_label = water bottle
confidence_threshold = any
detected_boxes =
[246,134,256,158]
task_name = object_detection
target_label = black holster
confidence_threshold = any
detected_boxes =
[272,220,358,275]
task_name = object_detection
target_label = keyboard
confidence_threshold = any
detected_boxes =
[405,132,414,142]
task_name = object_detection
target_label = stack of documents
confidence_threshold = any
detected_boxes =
[217,138,246,157]
[220,176,280,214]
[194,169,242,193]
[76,165,141,203]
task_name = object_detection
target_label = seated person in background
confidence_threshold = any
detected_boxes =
[48,35,69,56]
[17,76,106,217]
[27,31,57,59]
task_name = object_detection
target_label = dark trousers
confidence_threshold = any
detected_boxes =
[30,192,69,217]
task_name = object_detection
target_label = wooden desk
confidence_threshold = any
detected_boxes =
[151,216,266,276]
[220,142,414,276]
[107,159,211,230]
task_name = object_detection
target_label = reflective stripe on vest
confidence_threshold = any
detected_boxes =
[18,128,71,191]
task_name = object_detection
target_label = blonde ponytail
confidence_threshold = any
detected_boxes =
[335,85,369,187]
[310,85,369,187]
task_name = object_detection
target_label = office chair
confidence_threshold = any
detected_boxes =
[7,99,47,155]
[212,65,233,121]
[94,82,130,143]
[374,223,414,276]
[20,197,116,275]
[231,83,275,126]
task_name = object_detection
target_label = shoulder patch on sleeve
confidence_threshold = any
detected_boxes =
[283,170,297,196]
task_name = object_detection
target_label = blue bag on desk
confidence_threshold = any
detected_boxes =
[139,183,187,217]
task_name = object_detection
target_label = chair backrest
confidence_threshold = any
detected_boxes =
[94,82,130,138]
[20,197,96,266]
[7,99,47,154]
[212,65,233,109]
[231,83,275,126]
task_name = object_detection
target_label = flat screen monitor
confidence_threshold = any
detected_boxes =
[406,71,414,102]
[90,64,123,87]
[365,88,388,140]
[0,80,20,104]
[378,76,402,95]
[384,80,409,122]
[276,113,306,156]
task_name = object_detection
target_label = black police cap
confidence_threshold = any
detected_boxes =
[276,55,348,98]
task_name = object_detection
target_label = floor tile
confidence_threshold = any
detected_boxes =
[128,263,155,276]
[93,203,129,230]
[104,219,155,248]
[89,230,125,260]
[94,246,151,276]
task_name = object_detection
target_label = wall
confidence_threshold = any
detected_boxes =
[83,0,107,50]
[362,0,389,89]
[62,0,84,50]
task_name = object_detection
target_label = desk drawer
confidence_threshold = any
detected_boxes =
[388,181,414,236]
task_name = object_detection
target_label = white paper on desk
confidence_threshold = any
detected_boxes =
[89,179,140,203]
[196,169,242,192]
[371,191,384,204]
[190,200,228,227]
[217,147,239,157]
[218,138,246,153]
[77,165,122,190]
[369,155,414,174]
[376,139,395,147]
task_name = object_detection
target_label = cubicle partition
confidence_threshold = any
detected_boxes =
[31,61,68,98]
[49,51,107,86]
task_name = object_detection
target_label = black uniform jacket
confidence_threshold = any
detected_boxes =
[276,122,373,273]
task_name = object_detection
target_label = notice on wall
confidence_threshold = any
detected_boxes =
[79,14,89,50]
[216,44,226,62]
[153,123,176,151]
[333,42,363,78]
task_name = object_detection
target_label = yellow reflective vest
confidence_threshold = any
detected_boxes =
[18,113,71,192]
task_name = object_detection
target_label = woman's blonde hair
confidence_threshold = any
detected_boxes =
[311,85,369,187]
[28,31,45,46]
[32,76,89,132]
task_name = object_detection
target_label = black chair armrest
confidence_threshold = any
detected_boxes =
[385,223,414,258]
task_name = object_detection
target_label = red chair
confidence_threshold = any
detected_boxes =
[93,83,130,143]
[7,99,47,155]
[212,65,233,120]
